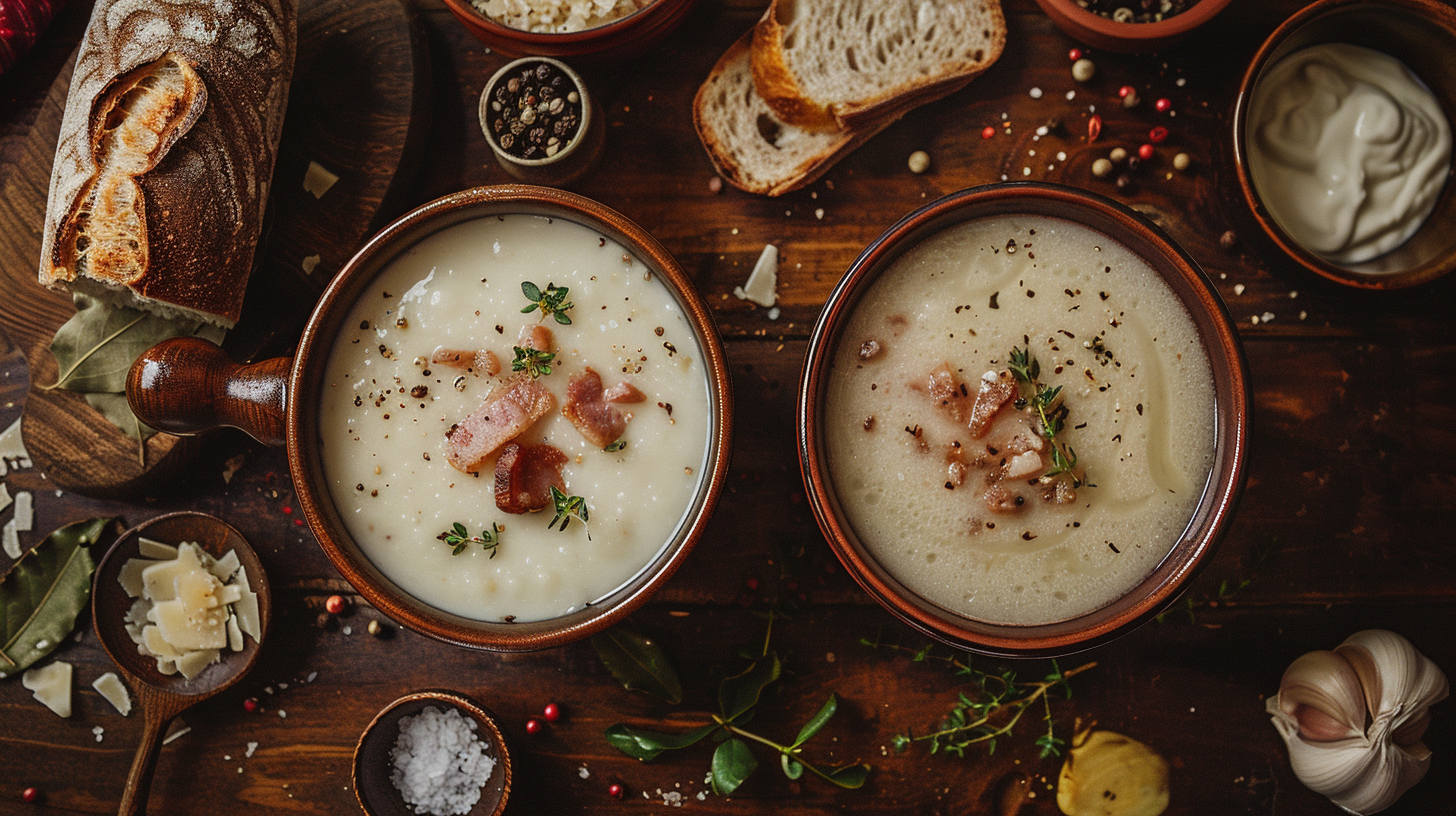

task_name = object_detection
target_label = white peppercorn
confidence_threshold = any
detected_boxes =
[1173,152,1191,171]
[1071,58,1096,83]
[1092,158,1114,178]
[1112,6,1135,22]
[908,150,931,174]
[1109,147,1128,163]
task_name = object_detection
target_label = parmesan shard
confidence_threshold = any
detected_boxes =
[234,566,262,643]
[138,537,178,559]
[2,518,18,559]
[209,549,240,581]
[12,491,31,532]
[0,484,11,514]
[0,417,29,473]
[93,672,133,716]
[303,161,339,198]
[175,648,220,679]
[22,661,73,717]
[733,244,779,307]
[227,614,243,652]
[119,557,161,598]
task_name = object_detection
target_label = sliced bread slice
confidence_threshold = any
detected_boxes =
[751,0,1006,130]
[694,31,898,197]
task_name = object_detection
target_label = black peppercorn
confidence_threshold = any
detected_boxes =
[486,60,586,161]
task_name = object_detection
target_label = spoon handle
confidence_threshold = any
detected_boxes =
[126,336,291,447]
[118,693,187,816]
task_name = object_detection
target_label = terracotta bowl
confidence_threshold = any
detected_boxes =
[354,690,511,816]
[1030,0,1234,53]
[1232,0,1456,289]
[441,0,696,62]
[127,186,733,652]
[797,183,1250,658]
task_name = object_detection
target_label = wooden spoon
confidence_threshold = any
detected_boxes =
[91,512,272,816]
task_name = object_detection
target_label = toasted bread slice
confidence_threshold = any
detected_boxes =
[751,0,1006,130]
[694,31,899,197]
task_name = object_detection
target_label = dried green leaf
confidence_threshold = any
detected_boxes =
[603,723,715,761]
[83,393,158,443]
[46,294,224,394]
[780,753,803,780]
[709,738,757,795]
[823,763,870,789]
[593,627,683,703]
[792,694,838,747]
[0,518,116,678]
[719,652,781,722]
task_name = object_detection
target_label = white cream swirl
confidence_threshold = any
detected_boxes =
[1248,43,1450,265]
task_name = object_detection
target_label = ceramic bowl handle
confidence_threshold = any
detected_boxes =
[127,337,290,447]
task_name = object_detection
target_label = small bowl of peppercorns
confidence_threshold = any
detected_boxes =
[1031,0,1235,53]
[480,57,605,187]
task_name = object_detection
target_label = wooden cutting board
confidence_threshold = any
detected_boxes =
[0,0,427,497]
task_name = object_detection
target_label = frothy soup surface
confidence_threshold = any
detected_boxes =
[319,215,711,622]
[825,215,1215,625]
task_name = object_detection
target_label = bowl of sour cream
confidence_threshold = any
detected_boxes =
[1233,0,1456,288]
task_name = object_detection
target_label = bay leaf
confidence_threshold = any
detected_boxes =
[791,694,839,748]
[709,738,758,795]
[719,651,781,722]
[593,627,683,704]
[84,393,158,443]
[603,723,715,762]
[0,517,117,679]
[46,293,225,394]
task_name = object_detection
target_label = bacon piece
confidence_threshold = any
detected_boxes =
[927,363,970,423]
[604,380,647,404]
[518,324,554,353]
[968,370,1017,438]
[431,347,500,375]
[563,367,629,448]
[494,442,567,514]
[445,373,554,473]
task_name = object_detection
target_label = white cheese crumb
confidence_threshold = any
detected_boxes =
[1065,90,1076,100]
[2,518,18,559]
[1035,126,1048,136]
[578,766,590,779]
[14,490,33,531]
[343,626,352,635]
[1261,312,1275,323]
[279,709,287,718]
[1022,167,1031,176]
[1177,77,1187,87]
[93,726,105,742]
[246,741,259,758]
[302,255,322,274]
[303,162,339,198]
[767,307,781,320]
[814,208,824,220]
[22,661,72,717]
[1057,152,1067,161]
[732,245,779,307]
[1029,87,1043,99]
[307,671,317,682]
[93,672,133,716]
[163,719,192,744]
[663,791,683,806]
[1233,284,1246,295]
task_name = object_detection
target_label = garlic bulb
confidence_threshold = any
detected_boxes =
[1267,629,1449,815]
[1056,728,1169,816]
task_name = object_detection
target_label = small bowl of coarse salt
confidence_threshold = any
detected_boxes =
[354,690,511,816]
[442,0,697,62]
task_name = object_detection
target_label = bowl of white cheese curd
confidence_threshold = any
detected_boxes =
[1234,0,1456,288]
[798,184,1250,657]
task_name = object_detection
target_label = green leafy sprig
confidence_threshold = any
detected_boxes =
[1008,346,1089,488]
[862,636,1095,760]
[603,614,870,795]
[436,522,502,557]
[520,281,574,325]
[548,486,589,533]
[511,346,555,378]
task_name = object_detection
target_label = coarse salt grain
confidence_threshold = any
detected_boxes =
[1029,87,1043,99]
[391,706,496,816]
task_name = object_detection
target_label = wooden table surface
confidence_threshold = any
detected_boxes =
[2,0,1454,813]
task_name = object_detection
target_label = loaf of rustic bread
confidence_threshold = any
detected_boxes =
[751,0,1005,130]
[37,0,297,328]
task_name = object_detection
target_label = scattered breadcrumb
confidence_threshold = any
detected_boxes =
[221,454,246,484]
[246,742,259,758]
[303,162,339,198]
[578,765,590,779]
[1233,284,1246,295]
[302,255,321,274]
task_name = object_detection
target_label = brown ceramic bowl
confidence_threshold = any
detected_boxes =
[442,0,696,62]
[127,186,732,652]
[1232,0,1456,289]
[1031,0,1234,53]
[354,690,511,816]
[798,183,1250,658]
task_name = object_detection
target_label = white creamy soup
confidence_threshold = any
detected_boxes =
[825,215,1216,625]
[319,215,711,622]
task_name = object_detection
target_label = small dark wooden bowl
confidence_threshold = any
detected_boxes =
[440,0,696,62]
[354,690,511,816]
[1030,0,1234,53]
[93,512,272,697]
[1232,0,1456,289]
[798,183,1250,658]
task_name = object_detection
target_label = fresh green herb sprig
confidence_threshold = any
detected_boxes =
[604,440,626,452]
[861,637,1095,759]
[603,615,870,795]
[548,486,589,533]
[520,281,574,325]
[436,522,503,557]
[1008,346,1089,488]
[511,346,555,378]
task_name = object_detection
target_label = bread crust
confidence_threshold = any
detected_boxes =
[38,0,298,328]
[750,0,1007,131]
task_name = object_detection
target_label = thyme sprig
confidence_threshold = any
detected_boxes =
[436,522,503,557]
[520,281,574,325]
[548,485,589,533]
[1008,346,1089,488]
[861,637,1095,759]
[511,345,555,378]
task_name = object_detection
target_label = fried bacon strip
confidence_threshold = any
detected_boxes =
[494,442,567,514]
[445,373,553,473]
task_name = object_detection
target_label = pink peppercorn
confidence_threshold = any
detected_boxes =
[543,703,561,722]
[22,788,39,803]
[608,784,624,799]
[282,506,292,514]
[1155,98,1172,113]
[525,718,543,735]
[325,595,346,614]
[1148,126,1168,144]
[1138,144,1155,161]
[1068,48,1082,61]
[981,126,995,139]
[745,577,760,591]
[1118,85,1136,98]
[244,698,259,712]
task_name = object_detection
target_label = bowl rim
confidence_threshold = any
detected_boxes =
[440,0,673,44]
[287,185,733,652]
[479,57,594,168]
[1231,0,1456,289]
[1033,0,1236,41]
[797,182,1250,658]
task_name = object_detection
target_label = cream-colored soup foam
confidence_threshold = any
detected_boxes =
[825,215,1215,625]
[319,215,711,622]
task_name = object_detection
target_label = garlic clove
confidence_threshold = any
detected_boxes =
[1335,629,1449,747]
[1276,649,1366,742]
